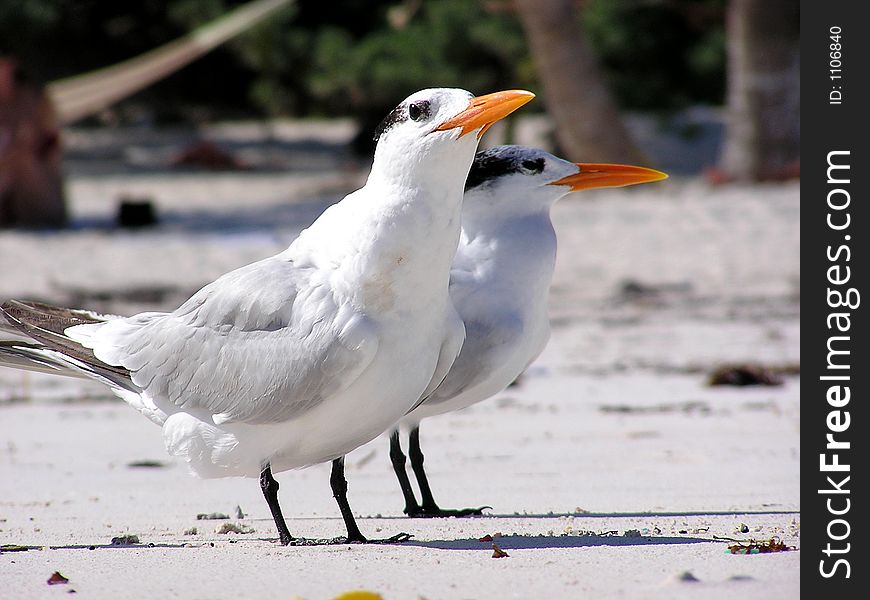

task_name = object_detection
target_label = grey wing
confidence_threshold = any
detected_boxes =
[410,302,466,412]
[68,257,379,425]
[423,315,522,406]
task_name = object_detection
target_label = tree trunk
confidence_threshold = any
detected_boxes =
[719,0,800,181]
[514,0,645,164]
[0,59,67,228]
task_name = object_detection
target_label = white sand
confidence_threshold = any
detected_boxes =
[0,127,799,599]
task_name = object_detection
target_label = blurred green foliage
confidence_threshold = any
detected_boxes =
[586,0,726,110]
[1,0,725,123]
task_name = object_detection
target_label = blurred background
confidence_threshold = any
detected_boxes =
[1,0,799,228]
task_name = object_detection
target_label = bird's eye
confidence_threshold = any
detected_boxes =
[408,101,430,122]
[521,158,545,173]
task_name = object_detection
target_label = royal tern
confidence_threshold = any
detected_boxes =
[0,89,535,543]
[388,145,667,517]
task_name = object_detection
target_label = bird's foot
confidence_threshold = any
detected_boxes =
[336,532,414,545]
[406,505,491,518]
[279,536,346,546]
[375,532,414,544]
[279,532,413,545]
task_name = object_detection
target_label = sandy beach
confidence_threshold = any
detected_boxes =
[0,123,799,599]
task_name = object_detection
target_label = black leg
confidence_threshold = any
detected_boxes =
[330,457,367,543]
[389,429,424,516]
[408,425,491,518]
[260,463,294,545]
[259,461,405,546]
[408,425,441,512]
[330,456,413,544]
[407,426,439,511]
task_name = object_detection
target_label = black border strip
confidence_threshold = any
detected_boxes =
[802,0,868,594]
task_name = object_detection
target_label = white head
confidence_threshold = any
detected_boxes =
[462,145,668,223]
[369,89,535,193]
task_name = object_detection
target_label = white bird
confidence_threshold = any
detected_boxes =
[0,89,535,544]
[387,145,667,517]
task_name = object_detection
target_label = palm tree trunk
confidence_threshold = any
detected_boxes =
[1,61,66,228]
[514,0,645,164]
[719,0,799,181]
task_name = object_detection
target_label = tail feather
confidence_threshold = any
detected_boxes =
[3,300,120,326]
[0,340,88,378]
[0,340,140,392]
[0,300,136,390]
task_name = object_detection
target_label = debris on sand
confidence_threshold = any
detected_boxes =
[110,534,140,545]
[47,571,70,585]
[725,537,795,554]
[235,505,245,519]
[126,459,166,468]
[1,544,31,552]
[183,527,198,536]
[491,543,509,558]
[615,279,693,304]
[599,400,711,415]
[216,522,255,535]
[117,198,158,228]
[197,512,230,520]
[708,364,783,387]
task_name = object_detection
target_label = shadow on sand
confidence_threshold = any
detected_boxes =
[3,533,715,552]
[365,509,800,521]
[484,509,800,519]
[405,534,712,551]
[0,542,190,552]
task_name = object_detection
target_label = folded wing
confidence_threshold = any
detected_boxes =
[6,256,379,426]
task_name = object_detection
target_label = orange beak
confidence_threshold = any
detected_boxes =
[434,90,535,139]
[549,163,668,191]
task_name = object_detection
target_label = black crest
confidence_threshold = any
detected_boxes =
[465,146,545,191]
[373,105,409,142]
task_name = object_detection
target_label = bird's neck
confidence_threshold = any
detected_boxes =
[367,180,464,261]
[367,134,475,200]
[293,179,466,314]
[458,210,557,308]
